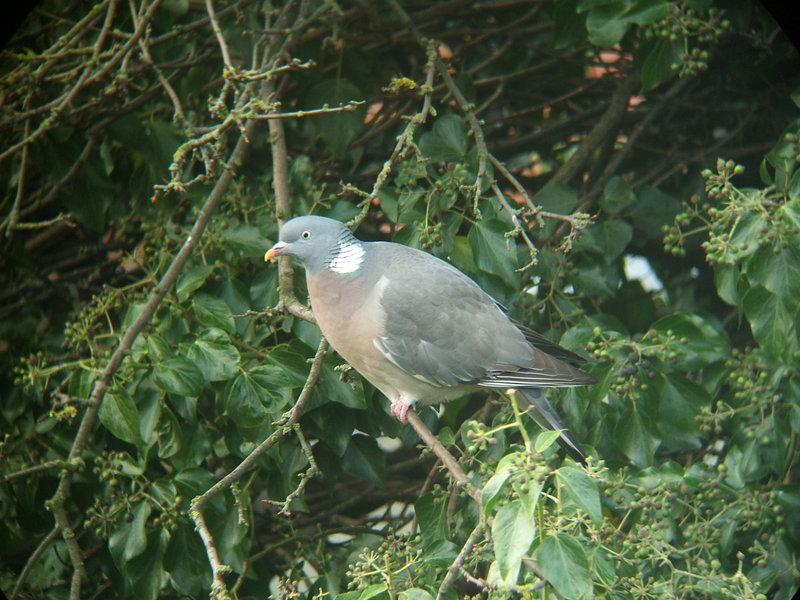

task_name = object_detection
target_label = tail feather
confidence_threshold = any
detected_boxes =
[517,388,586,464]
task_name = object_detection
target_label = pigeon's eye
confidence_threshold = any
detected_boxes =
[301,230,312,239]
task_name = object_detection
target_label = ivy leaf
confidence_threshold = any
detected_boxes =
[176,265,214,302]
[127,531,168,600]
[109,501,151,565]
[631,186,681,236]
[600,176,636,214]
[415,492,449,543]
[419,114,468,161]
[223,222,267,258]
[305,78,366,157]
[743,285,799,360]
[185,328,241,382]
[225,367,285,427]
[648,312,730,369]
[342,435,385,487]
[192,293,235,333]
[468,219,518,287]
[492,499,536,585]
[747,245,800,300]
[99,387,142,445]
[538,182,579,213]
[482,469,512,517]
[635,37,681,92]
[156,405,182,459]
[616,404,660,467]
[153,356,205,397]
[398,589,434,600]
[585,2,629,47]
[557,466,602,525]
[654,373,707,451]
[533,533,592,600]
[163,525,211,596]
[574,218,632,262]
[315,360,366,409]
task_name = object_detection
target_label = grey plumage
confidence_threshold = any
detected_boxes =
[265,215,596,463]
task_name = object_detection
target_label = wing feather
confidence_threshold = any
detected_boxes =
[370,243,594,391]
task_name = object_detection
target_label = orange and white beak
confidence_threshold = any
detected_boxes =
[264,241,287,262]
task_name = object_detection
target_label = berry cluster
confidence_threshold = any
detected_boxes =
[643,3,730,77]
[418,222,443,250]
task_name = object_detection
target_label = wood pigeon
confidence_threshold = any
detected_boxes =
[265,216,596,462]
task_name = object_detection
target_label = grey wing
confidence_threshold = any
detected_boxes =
[373,245,533,387]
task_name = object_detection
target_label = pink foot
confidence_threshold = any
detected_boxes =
[390,400,410,423]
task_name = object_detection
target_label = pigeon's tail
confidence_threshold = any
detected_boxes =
[517,388,587,464]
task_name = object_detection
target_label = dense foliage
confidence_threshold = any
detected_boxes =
[1,1,799,599]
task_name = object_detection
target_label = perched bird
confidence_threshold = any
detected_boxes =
[265,216,596,462]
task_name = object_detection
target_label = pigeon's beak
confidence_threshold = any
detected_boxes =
[264,241,287,262]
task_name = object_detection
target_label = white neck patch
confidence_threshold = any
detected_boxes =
[328,238,365,274]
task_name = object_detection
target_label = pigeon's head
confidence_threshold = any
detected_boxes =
[265,216,359,274]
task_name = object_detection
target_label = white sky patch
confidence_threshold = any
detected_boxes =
[624,254,664,292]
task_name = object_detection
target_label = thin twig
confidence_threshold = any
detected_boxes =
[206,0,234,71]
[405,408,481,504]
[191,337,329,596]
[436,522,485,600]
[25,100,260,600]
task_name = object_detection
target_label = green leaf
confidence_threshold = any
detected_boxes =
[176,265,214,302]
[491,499,536,585]
[724,439,763,489]
[192,293,235,333]
[399,589,434,600]
[419,114,468,161]
[223,222,268,258]
[109,501,151,564]
[538,182,579,213]
[153,356,205,396]
[533,533,592,600]
[557,466,602,525]
[743,285,799,360]
[185,328,240,382]
[553,0,586,48]
[616,403,660,467]
[573,262,620,297]
[309,404,355,456]
[585,2,629,47]
[127,530,167,600]
[225,367,287,427]
[415,492,449,543]
[306,78,366,157]
[575,218,633,262]
[156,405,183,458]
[654,373,707,451]
[342,435,385,487]
[713,263,741,307]
[468,219,518,286]
[729,209,767,261]
[145,333,174,360]
[534,429,562,453]
[636,37,680,92]
[631,185,681,236]
[747,245,800,300]
[358,584,389,600]
[163,525,211,595]
[99,388,142,445]
[316,360,366,409]
[482,468,512,518]
[648,312,730,369]
[600,176,636,213]
[624,0,666,25]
